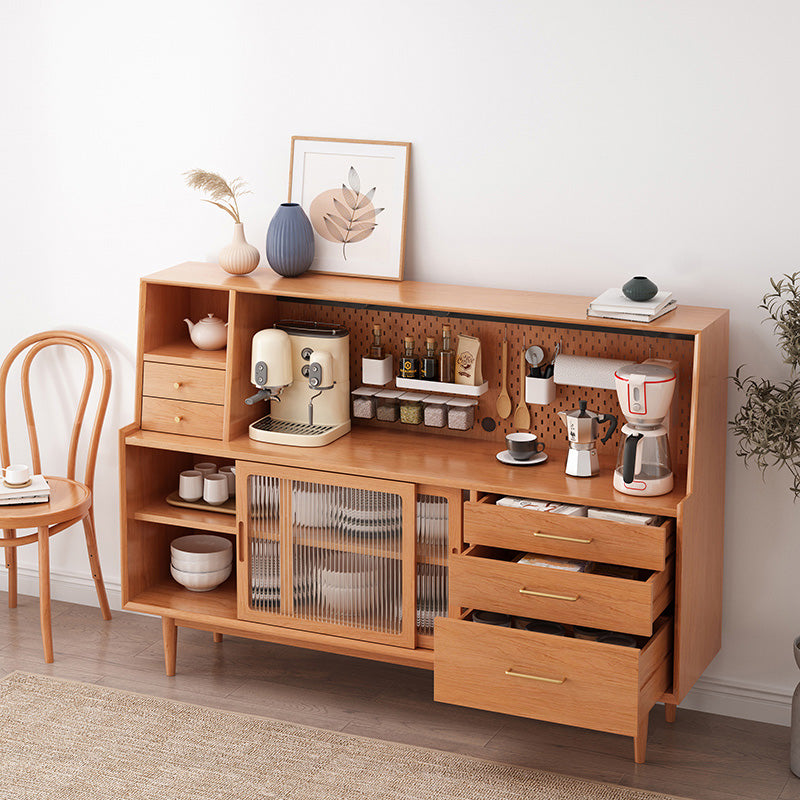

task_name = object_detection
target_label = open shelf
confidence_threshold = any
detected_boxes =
[132,499,237,535]
[144,341,227,370]
[127,577,238,620]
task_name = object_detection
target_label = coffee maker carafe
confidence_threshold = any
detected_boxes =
[613,363,676,496]
[557,400,617,478]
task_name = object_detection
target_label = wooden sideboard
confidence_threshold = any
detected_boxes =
[119,262,728,762]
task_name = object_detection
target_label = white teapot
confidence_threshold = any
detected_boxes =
[184,313,228,350]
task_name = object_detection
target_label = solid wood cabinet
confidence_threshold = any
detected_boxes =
[119,262,728,763]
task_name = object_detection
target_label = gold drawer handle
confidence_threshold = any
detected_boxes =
[519,588,579,601]
[533,531,592,544]
[505,668,566,685]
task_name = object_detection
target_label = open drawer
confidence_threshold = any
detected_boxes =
[464,495,674,571]
[434,615,672,749]
[450,545,673,637]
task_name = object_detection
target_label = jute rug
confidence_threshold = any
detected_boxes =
[0,671,682,800]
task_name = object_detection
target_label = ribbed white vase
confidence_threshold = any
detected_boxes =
[219,223,260,275]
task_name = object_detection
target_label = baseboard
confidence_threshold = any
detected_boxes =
[0,565,122,611]
[0,567,792,725]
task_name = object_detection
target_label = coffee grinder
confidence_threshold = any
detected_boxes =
[613,362,676,496]
[557,400,617,477]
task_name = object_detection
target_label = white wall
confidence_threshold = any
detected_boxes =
[2,0,799,724]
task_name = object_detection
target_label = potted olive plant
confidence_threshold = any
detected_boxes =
[730,272,800,775]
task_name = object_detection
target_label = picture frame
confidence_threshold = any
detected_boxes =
[288,136,411,281]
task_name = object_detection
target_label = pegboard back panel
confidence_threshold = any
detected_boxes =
[277,300,694,468]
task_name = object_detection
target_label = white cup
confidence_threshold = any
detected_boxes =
[219,465,236,497]
[3,464,30,486]
[194,462,217,477]
[203,473,229,506]
[178,470,204,502]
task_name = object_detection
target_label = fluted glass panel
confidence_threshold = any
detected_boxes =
[248,475,281,611]
[416,494,449,635]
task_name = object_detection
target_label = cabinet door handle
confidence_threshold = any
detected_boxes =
[519,588,579,601]
[237,521,245,562]
[173,415,183,424]
[533,531,592,544]
[505,668,566,685]
[173,382,182,389]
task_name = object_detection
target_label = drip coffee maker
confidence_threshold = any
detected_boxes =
[613,362,676,496]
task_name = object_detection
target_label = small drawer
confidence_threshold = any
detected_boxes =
[434,616,672,738]
[464,497,674,571]
[142,362,225,405]
[450,545,673,637]
[141,396,224,439]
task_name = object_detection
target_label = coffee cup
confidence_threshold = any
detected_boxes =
[3,464,30,486]
[178,470,204,502]
[506,432,545,461]
[219,465,236,497]
[194,462,217,477]
[203,473,229,506]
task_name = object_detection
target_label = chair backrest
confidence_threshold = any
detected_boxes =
[0,331,112,492]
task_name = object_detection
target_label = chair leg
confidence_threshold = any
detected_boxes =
[3,529,17,608]
[83,511,111,621]
[38,526,53,663]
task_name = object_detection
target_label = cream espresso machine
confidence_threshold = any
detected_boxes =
[246,320,351,447]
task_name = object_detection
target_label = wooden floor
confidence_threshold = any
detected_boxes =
[1,594,797,800]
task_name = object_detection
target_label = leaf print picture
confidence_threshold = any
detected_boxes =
[308,167,385,261]
[289,137,411,280]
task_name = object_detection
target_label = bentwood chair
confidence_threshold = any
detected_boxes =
[0,331,112,662]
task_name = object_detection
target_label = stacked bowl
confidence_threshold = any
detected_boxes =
[170,534,232,592]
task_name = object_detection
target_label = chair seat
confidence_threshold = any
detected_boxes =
[0,476,91,529]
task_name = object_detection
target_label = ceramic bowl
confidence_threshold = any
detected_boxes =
[170,563,232,592]
[321,584,374,614]
[170,534,232,573]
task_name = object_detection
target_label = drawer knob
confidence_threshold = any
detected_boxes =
[505,668,566,685]
[519,588,579,601]
[173,382,182,389]
[533,531,593,544]
[174,415,183,423]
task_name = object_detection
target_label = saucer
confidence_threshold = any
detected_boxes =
[496,450,548,467]
[3,478,31,489]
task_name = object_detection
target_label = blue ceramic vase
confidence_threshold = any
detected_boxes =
[266,203,315,277]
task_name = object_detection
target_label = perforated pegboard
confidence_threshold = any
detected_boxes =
[276,300,694,467]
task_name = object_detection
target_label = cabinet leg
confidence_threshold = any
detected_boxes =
[162,617,178,676]
[213,632,223,644]
[634,715,649,764]
[665,702,677,723]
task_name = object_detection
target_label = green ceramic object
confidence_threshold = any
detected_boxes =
[622,276,658,302]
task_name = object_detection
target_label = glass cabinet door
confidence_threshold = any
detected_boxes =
[236,462,416,647]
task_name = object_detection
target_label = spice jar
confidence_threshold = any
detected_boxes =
[446,397,477,431]
[375,389,402,422]
[399,392,425,425]
[422,395,449,428]
[351,386,378,420]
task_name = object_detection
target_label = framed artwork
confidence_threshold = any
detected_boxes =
[288,136,411,281]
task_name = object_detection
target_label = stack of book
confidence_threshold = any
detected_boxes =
[0,475,50,506]
[587,288,677,323]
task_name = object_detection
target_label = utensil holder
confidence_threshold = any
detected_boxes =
[361,356,393,386]
[525,376,556,404]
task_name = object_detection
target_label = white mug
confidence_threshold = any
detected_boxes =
[203,474,229,506]
[3,464,30,485]
[194,462,217,477]
[178,470,204,502]
[219,465,236,497]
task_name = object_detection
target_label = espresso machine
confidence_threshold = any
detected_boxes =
[557,400,617,477]
[246,320,351,447]
[613,362,676,496]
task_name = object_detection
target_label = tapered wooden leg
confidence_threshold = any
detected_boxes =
[4,529,17,608]
[82,511,111,620]
[213,632,223,643]
[634,715,649,764]
[38,526,53,663]
[665,702,677,723]
[162,617,178,676]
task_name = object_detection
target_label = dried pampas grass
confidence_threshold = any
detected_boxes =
[183,169,251,224]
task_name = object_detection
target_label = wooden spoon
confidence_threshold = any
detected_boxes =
[513,349,531,430]
[496,339,512,420]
